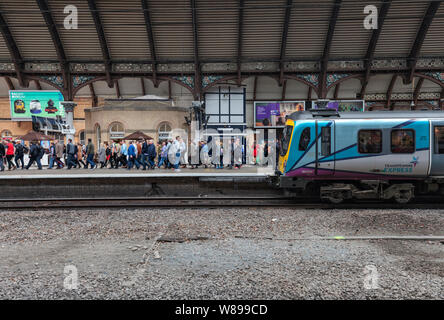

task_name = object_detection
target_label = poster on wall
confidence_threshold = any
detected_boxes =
[9,90,65,121]
[311,100,365,112]
[254,101,305,128]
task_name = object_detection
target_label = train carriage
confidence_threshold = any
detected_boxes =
[278,109,444,204]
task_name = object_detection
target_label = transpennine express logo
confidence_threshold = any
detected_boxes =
[410,156,419,167]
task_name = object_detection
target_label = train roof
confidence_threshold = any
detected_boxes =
[288,110,444,121]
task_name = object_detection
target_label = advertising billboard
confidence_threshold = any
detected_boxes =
[254,101,305,128]
[9,90,65,121]
[311,100,365,112]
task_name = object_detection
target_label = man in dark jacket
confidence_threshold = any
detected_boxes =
[0,141,5,171]
[141,139,149,170]
[147,139,157,170]
[14,140,27,169]
[66,138,77,169]
[85,138,96,169]
[25,141,42,170]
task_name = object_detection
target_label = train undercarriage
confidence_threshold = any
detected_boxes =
[279,176,444,204]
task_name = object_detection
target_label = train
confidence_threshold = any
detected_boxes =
[277,109,444,204]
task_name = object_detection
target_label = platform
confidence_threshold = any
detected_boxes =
[0,165,274,180]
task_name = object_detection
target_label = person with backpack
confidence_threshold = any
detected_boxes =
[85,138,96,169]
[25,141,42,170]
[5,140,16,170]
[14,140,27,170]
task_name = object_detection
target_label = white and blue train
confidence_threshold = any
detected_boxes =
[278,109,444,203]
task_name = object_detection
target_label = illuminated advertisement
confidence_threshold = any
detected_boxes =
[254,101,305,128]
[9,90,65,121]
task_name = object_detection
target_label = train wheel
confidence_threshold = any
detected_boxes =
[322,191,345,204]
[393,189,413,204]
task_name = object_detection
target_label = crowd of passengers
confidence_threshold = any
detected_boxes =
[0,136,279,172]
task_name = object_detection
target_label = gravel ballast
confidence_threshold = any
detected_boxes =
[0,208,443,299]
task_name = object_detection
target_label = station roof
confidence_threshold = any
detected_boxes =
[0,0,443,100]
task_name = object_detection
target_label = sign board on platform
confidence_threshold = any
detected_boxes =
[9,90,65,121]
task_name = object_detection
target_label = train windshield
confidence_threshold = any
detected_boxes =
[280,125,293,156]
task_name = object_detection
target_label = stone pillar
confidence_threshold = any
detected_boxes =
[61,101,77,142]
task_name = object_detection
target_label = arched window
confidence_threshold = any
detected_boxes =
[95,124,101,148]
[109,122,125,140]
[78,130,85,145]
[158,122,172,141]
[1,130,12,139]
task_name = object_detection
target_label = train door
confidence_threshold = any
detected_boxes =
[430,121,444,175]
[316,120,335,175]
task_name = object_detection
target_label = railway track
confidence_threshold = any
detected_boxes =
[3,196,444,209]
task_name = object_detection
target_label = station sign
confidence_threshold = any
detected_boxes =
[254,101,305,128]
[9,90,65,121]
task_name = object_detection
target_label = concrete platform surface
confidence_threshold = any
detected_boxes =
[0,165,275,179]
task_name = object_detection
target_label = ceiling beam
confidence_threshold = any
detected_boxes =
[141,0,159,87]
[34,79,42,90]
[140,78,146,95]
[4,76,14,90]
[191,0,201,99]
[253,76,258,101]
[168,80,172,100]
[307,86,312,101]
[87,0,113,88]
[89,83,97,108]
[236,0,244,86]
[319,0,342,98]
[386,74,398,108]
[279,0,293,86]
[413,77,424,103]
[0,12,25,86]
[281,79,287,100]
[36,0,71,98]
[334,83,340,100]
[407,1,441,83]
[114,79,121,98]
[360,0,392,97]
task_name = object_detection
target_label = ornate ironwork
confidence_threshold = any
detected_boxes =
[241,62,279,72]
[417,58,444,69]
[40,75,64,88]
[172,75,194,89]
[158,63,194,73]
[201,75,224,88]
[113,63,152,72]
[328,60,364,71]
[25,62,61,72]
[424,72,444,84]
[295,74,319,87]
[201,63,237,72]
[72,75,95,88]
[371,58,407,70]
[71,63,105,72]
[284,61,319,72]
[0,63,15,72]
[326,73,350,87]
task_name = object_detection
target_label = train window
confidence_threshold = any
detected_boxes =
[434,126,444,154]
[358,130,382,154]
[391,129,415,153]
[299,127,311,151]
[321,127,331,156]
[280,125,293,156]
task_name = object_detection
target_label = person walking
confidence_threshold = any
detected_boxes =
[147,139,157,170]
[172,136,182,172]
[127,141,139,170]
[5,140,16,170]
[14,140,26,170]
[66,138,77,169]
[105,142,112,168]
[179,137,187,168]
[85,138,96,169]
[25,141,43,170]
[76,143,86,169]
[0,141,5,172]
[112,140,121,169]
[200,140,209,168]
[157,141,168,168]
[47,142,56,169]
[141,139,149,170]
[98,142,106,168]
[120,140,128,168]
[233,138,243,169]
[55,139,65,169]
